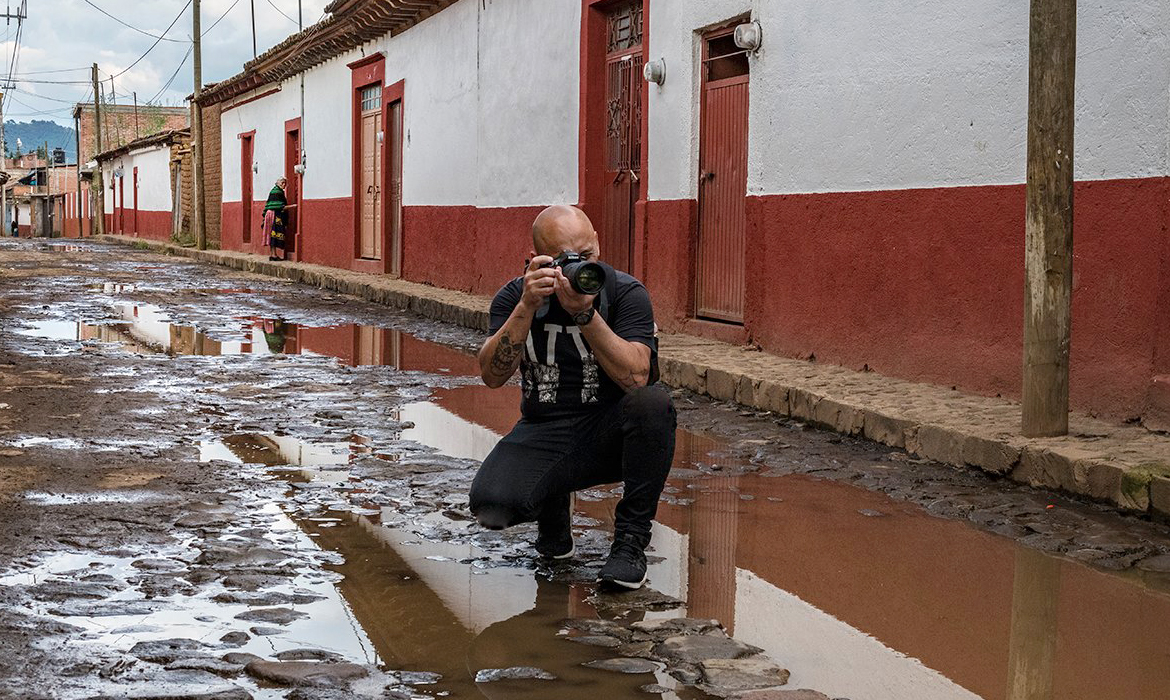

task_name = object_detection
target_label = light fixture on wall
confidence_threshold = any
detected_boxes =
[252,162,259,174]
[113,166,124,178]
[734,20,763,52]
[643,58,666,85]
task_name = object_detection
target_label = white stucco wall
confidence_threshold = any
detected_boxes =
[126,146,174,212]
[648,0,1170,200]
[218,0,580,208]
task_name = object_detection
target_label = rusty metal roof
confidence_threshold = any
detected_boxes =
[197,0,457,106]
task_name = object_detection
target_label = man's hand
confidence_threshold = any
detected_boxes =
[520,256,558,311]
[554,269,596,315]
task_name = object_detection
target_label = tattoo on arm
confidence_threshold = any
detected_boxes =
[489,334,525,377]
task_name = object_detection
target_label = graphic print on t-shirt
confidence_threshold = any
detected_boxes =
[524,324,599,405]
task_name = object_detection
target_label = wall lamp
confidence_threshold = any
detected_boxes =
[734,21,763,52]
[643,58,666,86]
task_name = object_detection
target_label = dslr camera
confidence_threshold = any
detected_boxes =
[541,251,606,295]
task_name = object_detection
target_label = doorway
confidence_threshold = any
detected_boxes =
[132,166,139,236]
[600,0,642,273]
[284,121,301,257]
[240,133,254,244]
[695,26,750,323]
[358,84,383,260]
[383,83,404,277]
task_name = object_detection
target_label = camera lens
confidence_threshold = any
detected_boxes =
[566,261,605,295]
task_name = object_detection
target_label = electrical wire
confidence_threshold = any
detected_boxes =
[265,0,298,25]
[204,0,245,37]
[11,66,91,76]
[107,0,193,80]
[81,0,188,43]
[147,45,192,104]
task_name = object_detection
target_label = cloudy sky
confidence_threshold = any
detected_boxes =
[1,0,330,126]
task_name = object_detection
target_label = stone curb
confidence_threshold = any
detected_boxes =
[95,235,1170,520]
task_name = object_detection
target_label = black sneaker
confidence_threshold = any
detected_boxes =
[535,496,574,560]
[597,533,647,590]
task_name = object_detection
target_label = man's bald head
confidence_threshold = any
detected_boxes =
[532,205,600,260]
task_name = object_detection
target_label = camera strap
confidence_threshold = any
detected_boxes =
[597,262,660,386]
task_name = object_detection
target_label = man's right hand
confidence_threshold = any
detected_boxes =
[520,255,558,311]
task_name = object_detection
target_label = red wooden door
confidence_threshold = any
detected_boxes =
[696,31,750,323]
[118,176,124,234]
[241,134,254,243]
[384,96,404,276]
[285,128,300,254]
[601,1,642,273]
[132,166,139,236]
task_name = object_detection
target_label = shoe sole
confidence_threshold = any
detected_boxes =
[597,573,647,590]
[538,543,575,561]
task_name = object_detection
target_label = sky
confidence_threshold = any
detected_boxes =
[0,0,331,127]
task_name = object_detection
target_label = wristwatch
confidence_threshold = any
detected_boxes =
[572,307,596,326]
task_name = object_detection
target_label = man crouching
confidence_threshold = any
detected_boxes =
[470,205,676,590]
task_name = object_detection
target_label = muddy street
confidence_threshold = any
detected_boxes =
[0,239,1168,700]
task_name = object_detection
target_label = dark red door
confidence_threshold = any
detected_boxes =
[696,30,750,323]
[601,1,642,273]
[241,134,254,244]
[285,127,300,255]
[118,175,124,234]
[132,166,139,236]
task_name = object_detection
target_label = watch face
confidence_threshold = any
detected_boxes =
[575,308,594,325]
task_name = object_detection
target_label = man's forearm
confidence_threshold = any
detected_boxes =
[479,303,536,388]
[579,316,650,392]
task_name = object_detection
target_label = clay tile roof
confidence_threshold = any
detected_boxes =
[94,129,191,163]
[196,0,457,106]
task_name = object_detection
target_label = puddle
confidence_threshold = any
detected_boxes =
[14,303,468,367]
[198,381,1170,700]
[48,244,84,252]
[22,490,166,506]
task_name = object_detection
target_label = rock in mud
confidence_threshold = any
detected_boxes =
[198,545,291,568]
[397,670,442,685]
[244,659,368,688]
[165,657,247,677]
[698,657,790,696]
[274,649,345,662]
[130,638,209,664]
[567,634,623,648]
[233,606,307,625]
[222,652,265,666]
[590,586,683,615]
[248,625,285,636]
[655,634,762,665]
[1136,553,1170,573]
[50,599,160,617]
[641,684,673,694]
[213,590,326,606]
[630,617,723,641]
[25,579,124,601]
[473,667,557,683]
[734,690,832,700]
[131,557,187,571]
[583,657,661,674]
[219,631,250,646]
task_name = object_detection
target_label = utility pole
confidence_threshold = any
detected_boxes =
[133,91,139,139]
[1,91,7,235]
[92,63,105,237]
[1022,0,1076,437]
[250,0,257,59]
[192,0,206,249]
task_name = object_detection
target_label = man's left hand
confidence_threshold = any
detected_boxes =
[554,270,596,316]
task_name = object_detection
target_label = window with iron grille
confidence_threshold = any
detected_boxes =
[360,85,382,112]
[607,2,643,54]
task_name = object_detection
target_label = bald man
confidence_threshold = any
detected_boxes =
[470,205,676,590]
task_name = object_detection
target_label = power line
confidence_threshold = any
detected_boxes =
[204,0,244,37]
[265,0,297,25]
[107,0,193,80]
[148,45,192,104]
[12,66,91,76]
[81,0,188,44]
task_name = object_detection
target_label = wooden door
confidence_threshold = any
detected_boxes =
[241,134,254,243]
[118,176,124,234]
[285,128,300,253]
[358,84,383,260]
[601,1,642,273]
[696,30,750,323]
[132,166,139,235]
[385,98,403,276]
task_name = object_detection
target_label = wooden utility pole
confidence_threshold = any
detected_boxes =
[250,0,257,59]
[192,0,206,249]
[133,91,139,139]
[91,63,105,237]
[1022,0,1076,437]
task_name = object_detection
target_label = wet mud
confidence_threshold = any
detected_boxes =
[1,238,1168,699]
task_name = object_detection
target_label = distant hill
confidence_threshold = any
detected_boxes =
[4,120,77,162]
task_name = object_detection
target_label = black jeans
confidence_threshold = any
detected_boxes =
[469,385,676,545]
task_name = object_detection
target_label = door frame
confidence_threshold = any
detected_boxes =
[284,117,302,260]
[132,166,139,236]
[239,130,256,245]
[348,53,389,273]
[578,0,650,276]
[382,79,405,278]
[694,18,751,324]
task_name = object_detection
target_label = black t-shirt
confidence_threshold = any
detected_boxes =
[488,269,656,420]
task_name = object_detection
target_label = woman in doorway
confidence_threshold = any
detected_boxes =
[262,177,295,261]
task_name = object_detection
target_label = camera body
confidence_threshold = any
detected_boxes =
[541,251,607,295]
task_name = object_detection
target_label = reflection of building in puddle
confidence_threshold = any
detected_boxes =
[205,388,1170,700]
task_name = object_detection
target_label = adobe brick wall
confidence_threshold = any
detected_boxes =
[75,103,189,164]
[198,101,223,248]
